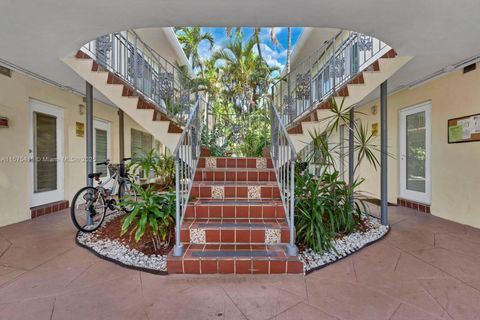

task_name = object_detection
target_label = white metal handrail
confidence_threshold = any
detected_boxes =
[269,98,298,256]
[172,97,209,256]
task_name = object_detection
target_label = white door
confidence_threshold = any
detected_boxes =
[29,100,64,207]
[400,102,432,204]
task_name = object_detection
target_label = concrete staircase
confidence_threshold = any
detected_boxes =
[64,51,183,151]
[167,156,304,274]
[287,49,412,151]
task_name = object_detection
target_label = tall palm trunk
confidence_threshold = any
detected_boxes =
[286,27,292,73]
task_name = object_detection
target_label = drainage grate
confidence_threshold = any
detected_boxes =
[191,251,277,258]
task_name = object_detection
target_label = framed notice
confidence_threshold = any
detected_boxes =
[76,122,85,137]
[448,113,480,143]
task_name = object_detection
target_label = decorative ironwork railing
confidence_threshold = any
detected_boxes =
[81,30,193,125]
[269,98,297,256]
[172,96,209,256]
[272,31,390,126]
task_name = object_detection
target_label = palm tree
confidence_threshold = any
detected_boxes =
[175,27,214,76]
[286,27,292,73]
[214,31,278,111]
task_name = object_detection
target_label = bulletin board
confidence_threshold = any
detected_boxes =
[448,113,480,143]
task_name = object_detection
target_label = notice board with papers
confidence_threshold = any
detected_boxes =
[448,113,480,143]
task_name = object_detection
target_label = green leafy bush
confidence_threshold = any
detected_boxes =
[120,185,176,252]
[294,168,366,252]
[294,97,379,253]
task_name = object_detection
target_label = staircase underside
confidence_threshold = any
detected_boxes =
[64,51,183,151]
[287,49,412,151]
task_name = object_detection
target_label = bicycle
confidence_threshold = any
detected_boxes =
[71,158,138,232]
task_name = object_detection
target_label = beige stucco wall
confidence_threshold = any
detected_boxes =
[0,71,146,227]
[348,66,480,228]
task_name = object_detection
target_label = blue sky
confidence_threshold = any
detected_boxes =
[197,27,304,71]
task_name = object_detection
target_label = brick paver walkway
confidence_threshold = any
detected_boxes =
[1,205,480,319]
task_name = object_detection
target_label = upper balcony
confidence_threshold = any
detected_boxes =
[272,30,392,128]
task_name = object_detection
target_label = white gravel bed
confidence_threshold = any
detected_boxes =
[76,212,167,273]
[299,215,389,274]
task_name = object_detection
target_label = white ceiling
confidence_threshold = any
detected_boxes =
[1,0,479,101]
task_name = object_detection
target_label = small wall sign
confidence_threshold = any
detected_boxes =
[76,122,85,137]
[372,123,379,136]
[0,116,8,128]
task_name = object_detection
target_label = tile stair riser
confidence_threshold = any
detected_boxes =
[184,204,286,219]
[194,170,277,182]
[190,185,281,199]
[197,157,273,169]
[180,227,288,244]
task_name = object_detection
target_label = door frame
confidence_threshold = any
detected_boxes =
[29,99,65,207]
[399,101,432,204]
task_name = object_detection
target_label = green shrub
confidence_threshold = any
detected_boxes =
[294,168,366,252]
[120,185,176,252]
[294,97,378,253]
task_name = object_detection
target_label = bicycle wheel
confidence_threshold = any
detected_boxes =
[118,179,137,213]
[71,186,106,232]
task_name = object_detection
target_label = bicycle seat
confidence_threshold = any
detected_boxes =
[87,172,102,179]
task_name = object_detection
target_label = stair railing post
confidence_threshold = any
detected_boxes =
[287,148,297,256]
[173,155,183,256]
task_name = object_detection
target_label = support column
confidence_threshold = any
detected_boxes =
[380,81,388,225]
[348,107,354,209]
[118,109,125,161]
[86,82,94,187]
[86,82,94,225]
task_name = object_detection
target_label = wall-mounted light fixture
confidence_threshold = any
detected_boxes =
[78,104,85,115]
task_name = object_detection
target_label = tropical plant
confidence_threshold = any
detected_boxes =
[174,27,214,75]
[157,154,175,188]
[295,97,380,252]
[295,168,367,252]
[129,149,161,180]
[120,186,176,252]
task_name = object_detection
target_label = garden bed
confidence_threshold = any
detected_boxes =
[76,212,172,274]
[299,215,389,274]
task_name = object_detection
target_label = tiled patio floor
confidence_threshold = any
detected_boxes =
[1,205,480,319]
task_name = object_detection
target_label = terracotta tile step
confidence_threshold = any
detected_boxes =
[184,200,286,219]
[194,168,277,182]
[197,157,273,169]
[167,244,303,274]
[180,218,290,244]
[190,182,281,199]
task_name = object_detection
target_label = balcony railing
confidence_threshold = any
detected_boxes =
[80,30,193,125]
[273,31,390,127]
